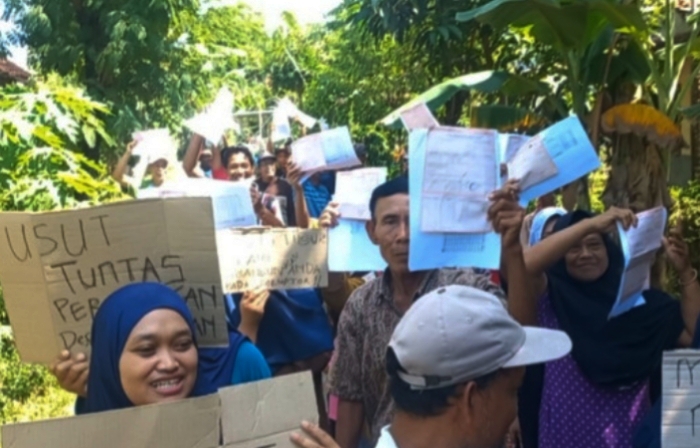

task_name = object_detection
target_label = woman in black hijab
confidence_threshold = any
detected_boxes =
[512,208,700,448]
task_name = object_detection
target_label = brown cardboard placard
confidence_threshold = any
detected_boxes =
[1,394,221,448]
[0,197,228,363]
[217,228,328,292]
[220,372,318,448]
[0,373,318,448]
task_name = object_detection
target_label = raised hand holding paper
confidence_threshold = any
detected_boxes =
[508,116,600,204]
[279,97,318,129]
[420,127,499,234]
[400,102,439,131]
[610,207,667,318]
[334,168,387,221]
[291,126,360,174]
[409,129,502,271]
[185,87,237,144]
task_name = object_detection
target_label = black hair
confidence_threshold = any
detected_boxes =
[221,145,254,168]
[369,175,409,220]
[386,347,500,418]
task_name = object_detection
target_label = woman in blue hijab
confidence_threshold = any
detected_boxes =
[82,283,270,414]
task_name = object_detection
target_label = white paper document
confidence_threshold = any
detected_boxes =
[507,134,559,190]
[185,88,237,144]
[292,127,361,174]
[334,168,388,221]
[610,207,667,318]
[329,219,386,272]
[144,178,256,229]
[420,127,499,234]
[400,103,440,131]
[502,134,530,163]
[409,129,502,271]
[279,98,318,128]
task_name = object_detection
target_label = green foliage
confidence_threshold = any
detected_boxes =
[0,327,73,425]
[671,182,700,269]
[0,75,127,211]
[3,0,204,152]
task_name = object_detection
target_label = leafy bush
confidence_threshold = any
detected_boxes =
[0,327,73,426]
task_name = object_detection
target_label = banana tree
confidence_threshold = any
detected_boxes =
[596,3,700,213]
[456,0,649,210]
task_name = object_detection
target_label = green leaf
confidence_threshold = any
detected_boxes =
[381,71,548,128]
[456,0,647,51]
[680,104,700,120]
[82,124,96,148]
[470,104,546,131]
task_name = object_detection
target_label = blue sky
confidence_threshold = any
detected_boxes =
[2,0,342,69]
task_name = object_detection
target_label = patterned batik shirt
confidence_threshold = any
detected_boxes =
[330,268,505,445]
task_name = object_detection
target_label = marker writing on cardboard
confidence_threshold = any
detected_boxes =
[675,357,700,436]
[3,215,110,262]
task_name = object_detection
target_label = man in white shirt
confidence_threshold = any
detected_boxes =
[291,285,571,448]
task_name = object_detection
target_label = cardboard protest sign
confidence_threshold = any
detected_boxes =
[662,350,700,447]
[1,394,221,448]
[1,372,318,448]
[220,372,318,448]
[0,198,228,364]
[217,227,328,292]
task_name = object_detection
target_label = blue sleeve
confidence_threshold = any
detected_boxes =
[231,341,272,385]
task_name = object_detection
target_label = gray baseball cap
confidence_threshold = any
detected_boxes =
[389,285,572,390]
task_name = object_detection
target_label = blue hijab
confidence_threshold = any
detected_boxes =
[84,283,244,414]
[529,207,567,246]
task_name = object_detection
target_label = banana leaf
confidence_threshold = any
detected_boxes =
[456,0,647,51]
[470,105,547,132]
[381,70,548,128]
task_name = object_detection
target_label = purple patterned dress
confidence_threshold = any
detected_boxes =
[537,294,651,448]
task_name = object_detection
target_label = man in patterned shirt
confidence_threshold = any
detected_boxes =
[322,176,511,448]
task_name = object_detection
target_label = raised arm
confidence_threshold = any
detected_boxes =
[112,141,136,188]
[523,207,637,276]
[664,230,700,346]
[287,162,311,229]
[182,133,205,178]
[489,182,538,324]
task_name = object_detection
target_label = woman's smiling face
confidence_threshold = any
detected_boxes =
[119,309,198,406]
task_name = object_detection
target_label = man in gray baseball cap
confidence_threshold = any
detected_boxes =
[291,285,571,448]
[379,284,571,448]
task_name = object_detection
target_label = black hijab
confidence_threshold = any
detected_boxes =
[518,210,684,448]
[547,210,684,386]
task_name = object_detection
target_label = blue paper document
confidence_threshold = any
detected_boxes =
[328,219,386,272]
[507,116,601,204]
[409,129,502,271]
[610,207,667,319]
